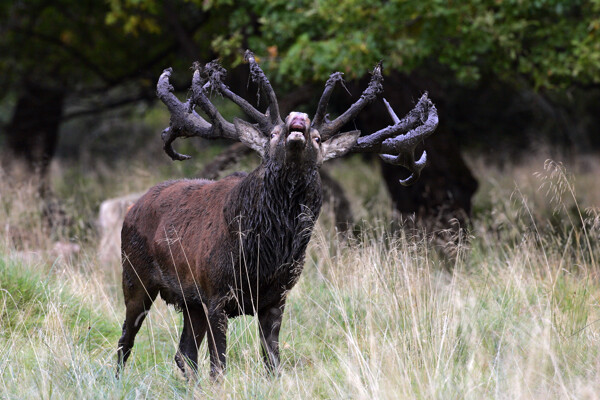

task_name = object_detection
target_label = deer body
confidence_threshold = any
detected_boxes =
[122,164,322,316]
[116,51,438,379]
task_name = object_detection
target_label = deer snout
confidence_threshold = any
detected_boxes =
[287,131,306,145]
[286,112,310,146]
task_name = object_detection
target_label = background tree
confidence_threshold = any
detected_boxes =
[2,0,599,234]
[0,0,208,189]
[103,0,600,236]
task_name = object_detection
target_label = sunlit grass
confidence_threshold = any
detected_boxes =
[2,153,600,398]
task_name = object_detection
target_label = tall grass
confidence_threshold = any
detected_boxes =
[2,153,600,399]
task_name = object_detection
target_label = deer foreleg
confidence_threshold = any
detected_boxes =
[258,301,286,374]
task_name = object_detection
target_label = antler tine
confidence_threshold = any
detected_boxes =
[189,65,237,138]
[351,93,438,186]
[156,66,239,161]
[245,50,282,126]
[204,59,273,132]
[320,62,384,140]
[157,68,213,161]
[383,98,400,124]
[312,71,344,129]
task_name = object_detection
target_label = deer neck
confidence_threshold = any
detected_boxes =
[225,161,323,280]
[237,160,323,233]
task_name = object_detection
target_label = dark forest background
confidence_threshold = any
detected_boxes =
[1,0,599,235]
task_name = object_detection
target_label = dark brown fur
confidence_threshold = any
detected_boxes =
[117,124,324,378]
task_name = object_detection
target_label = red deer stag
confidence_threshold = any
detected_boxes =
[117,51,438,378]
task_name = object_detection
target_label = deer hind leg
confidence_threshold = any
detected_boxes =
[116,281,158,376]
[175,305,208,378]
[258,301,285,374]
[206,309,228,380]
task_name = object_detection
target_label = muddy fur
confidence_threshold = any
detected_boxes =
[116,113,327,379]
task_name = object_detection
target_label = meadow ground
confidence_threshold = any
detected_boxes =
[1,151,600,399]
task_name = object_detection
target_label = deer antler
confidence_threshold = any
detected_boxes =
[351,93,438,185]
[312,63,383,140]
[158,55,437,185]
[157,66,237,160]
[156,52,282,161]
[203,52,282,132]
[244,50,282,127]
[310,63,437,185]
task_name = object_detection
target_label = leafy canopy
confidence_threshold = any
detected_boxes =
[106,0,600,90]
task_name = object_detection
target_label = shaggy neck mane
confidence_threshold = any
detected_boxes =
[231,159,323,283]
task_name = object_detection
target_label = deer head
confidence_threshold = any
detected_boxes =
[234,110,360,171]
[157,50,438,185]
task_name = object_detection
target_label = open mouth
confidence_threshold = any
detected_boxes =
[287,117,307,144]
[289,120,306,133]
[287,130,305,143]
[285,112,310,148]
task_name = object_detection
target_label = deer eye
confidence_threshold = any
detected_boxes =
[314,137,321,144]
[271,133,277,139]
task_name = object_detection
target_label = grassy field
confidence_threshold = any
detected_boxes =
[1,152,600,399]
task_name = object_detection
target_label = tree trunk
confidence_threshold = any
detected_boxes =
[2,81,66,194]
[380,132,478,231]
[350,71,478,252]
[2,81,67,231]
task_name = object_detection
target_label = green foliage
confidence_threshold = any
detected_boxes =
[3,0,597,114]
[0,0,186,97]
[103,0,600,90]
[261,0,600,88]
[0,256,48,330]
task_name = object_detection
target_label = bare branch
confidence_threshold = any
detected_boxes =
[63,92,152,121]
[199,142,252,179]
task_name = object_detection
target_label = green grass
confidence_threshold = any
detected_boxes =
[2,154,600,398]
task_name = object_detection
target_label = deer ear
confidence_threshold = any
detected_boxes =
[234,118,267,157]
[321,130,361,162]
